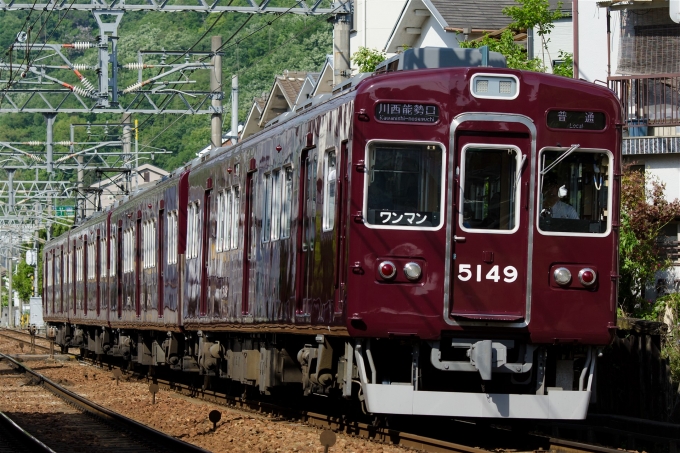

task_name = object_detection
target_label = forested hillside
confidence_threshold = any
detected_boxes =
[0,7,333,180]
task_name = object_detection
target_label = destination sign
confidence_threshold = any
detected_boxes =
[375,103,439,124]
[547,110,606,130]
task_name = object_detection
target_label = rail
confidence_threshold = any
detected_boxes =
[0,411,56,453]
[608,73,680,136]
[0,352,209,453]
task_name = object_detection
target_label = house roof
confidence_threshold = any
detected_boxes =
[432,0,517,32]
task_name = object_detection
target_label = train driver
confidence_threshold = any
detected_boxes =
[542,177,578,219]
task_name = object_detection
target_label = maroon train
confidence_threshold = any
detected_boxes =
[43,48,621,419]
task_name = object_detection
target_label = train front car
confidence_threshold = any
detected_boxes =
[347,52,621,419]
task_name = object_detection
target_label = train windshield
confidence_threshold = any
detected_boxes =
[365,142,443,228]
[538,148,611,235]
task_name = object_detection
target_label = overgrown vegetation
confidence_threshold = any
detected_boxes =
[551,50,574,78]
[619,165,680,384]
[351,47,386,73]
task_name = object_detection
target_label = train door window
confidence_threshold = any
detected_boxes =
[110,228,116,277]
[323,150,337,231]
[231,186,240,249]
[222,189,232,250]
[187,202,200,259]
[271,170,281,241]
[88,242,95,279]
[460,146,520,232]
[365,142,444,230]
[216,192,224,252]
[170,210,178,263]
[538,148,612,236]
[263,173,272,243]
[100,237,107,278]
[281,167,293,238]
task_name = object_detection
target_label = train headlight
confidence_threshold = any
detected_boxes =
[378,261,397,280]
[553,267,571,286]
[578,268,597,287]
[403,262,422,281]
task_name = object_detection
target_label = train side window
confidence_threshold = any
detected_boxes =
[538,148,612,236]
[100,237,107,278]
[263,173,272,243]
[77,246,84,282]
[460,146,520,232]
[88,242,95,279]
[281,167,292,238]
[167,211,178,264]
[231,186,240,249]
[271,170,281,241]
[323,150,337,232]
[365,142,444,229]
[187,202,200,259]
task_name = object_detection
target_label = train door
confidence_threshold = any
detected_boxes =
[296,149,317,316]
[242,166,256,316]
[450,134,530,321]
[117,221,123,319]
[158,206,164,318]
[334,142,349,315]
[200,186,212,316]
[136,215,142,317]
[96,230,101,316]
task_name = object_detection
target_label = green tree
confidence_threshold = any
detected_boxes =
[460,30,544,71]
[351,47,387,73]
[12,258,35,303]
[551,51,573,78]
[504,0,563,64]
[619,166,680,317]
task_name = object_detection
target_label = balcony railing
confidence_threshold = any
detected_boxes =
[608,74,680,136]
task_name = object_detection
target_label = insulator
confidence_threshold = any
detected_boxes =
[72,42,95,50]
[123,82,143,93]
[123,63,147,70]
[55,141,72,146]
[71,85,94,97]
[72,64,92,71]
[80,77,95,91]
[24,141,42,146]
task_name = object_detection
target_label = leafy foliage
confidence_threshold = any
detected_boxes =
[619,166,680,316]
[351,47,386,73]
[459,30,544,72]
[12,258,36,303]
[551,50,573,78]
[503,0,562,39]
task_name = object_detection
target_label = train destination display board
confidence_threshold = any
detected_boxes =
[375,103,439,123]
[547,110,606,130]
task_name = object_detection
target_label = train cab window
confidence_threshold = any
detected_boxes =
[460,146,520,232]
[281,168,292,238]
[323,151,337,231]
[538,148,611,235]
[365,142,444,229]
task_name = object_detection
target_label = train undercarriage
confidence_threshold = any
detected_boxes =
[48,322,597,419]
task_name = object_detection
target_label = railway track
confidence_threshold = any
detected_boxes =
[0,410,55,453]
[0,351,210,453]
[1,327,676,453]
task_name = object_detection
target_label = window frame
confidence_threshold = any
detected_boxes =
[457,143,523,235]
[362,139,446,231]
[323,149,337,232]
[536,146,614,238]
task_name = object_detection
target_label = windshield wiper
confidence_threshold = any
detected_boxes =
[540,144,580,175]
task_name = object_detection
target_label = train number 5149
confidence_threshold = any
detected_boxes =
[457,264,518,283]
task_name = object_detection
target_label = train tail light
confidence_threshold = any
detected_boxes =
[378,261,397,280]
[578,268,597,287]
[403,262,422,281]
[553,267,572,286]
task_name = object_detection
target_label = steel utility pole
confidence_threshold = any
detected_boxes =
[8,255,13,328]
